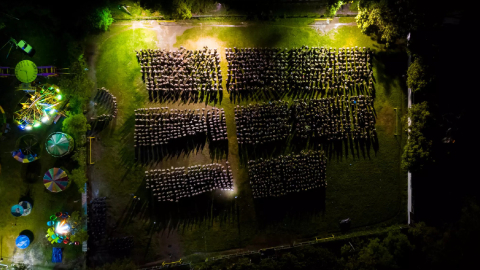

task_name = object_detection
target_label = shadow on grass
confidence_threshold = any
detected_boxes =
[253,188,326,230]
[114,188,237,235]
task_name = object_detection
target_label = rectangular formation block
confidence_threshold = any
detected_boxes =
[235,95,376,146]
[146,162,234,202]
[226,46,373,97]
[248,150,327,198]
[137,46,222,101]
[134,107,227,148]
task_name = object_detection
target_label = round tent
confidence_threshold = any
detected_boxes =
[19,201,32,216]
[43,168,69,193]
[11,204,24,217]
[45,132,74,157]
[16,235,30,249]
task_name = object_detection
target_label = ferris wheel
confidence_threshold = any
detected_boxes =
[14,84,63,130]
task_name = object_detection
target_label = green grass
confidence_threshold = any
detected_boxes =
[339,17,357,23]
[91,21,407,263]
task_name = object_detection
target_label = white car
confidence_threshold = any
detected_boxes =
[17,40,33,54]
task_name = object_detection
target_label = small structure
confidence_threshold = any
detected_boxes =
[15,235,31,249]
[45,132,74,157]
[11,204,24,217]
[43,168,69,193]
[19,201,32,216]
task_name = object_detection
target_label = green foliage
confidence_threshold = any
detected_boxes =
[356,3,400,47]
[326,1,344,17]
[70,228,89,243]
[69,167,88,193]
[402,101,433,172]
[407,57,433,92]
[0,22,5,30]
[62,113,90,141]
[173,0,192,20]
[89,7,114,31]
[11,263,30,270]
[58,54,94,114]
[88,259,136,270]
[345,230,414,270]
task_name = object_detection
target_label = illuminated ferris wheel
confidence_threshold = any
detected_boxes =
[14,84,63,130]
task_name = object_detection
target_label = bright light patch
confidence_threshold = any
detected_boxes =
[25,125,32,130]
[41,116,49,123]
[55,220,70,234]
[56,95,62,100]
[33,122,41,127]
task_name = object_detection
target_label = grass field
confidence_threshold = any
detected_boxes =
[88,21,407,264]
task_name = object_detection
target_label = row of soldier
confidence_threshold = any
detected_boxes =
[137,46,222,101]
[292,95,376,140]
[146,162,234,202]
[134,107,228,148]
[234,95,376,145]
[226,46,374,97]
[248,150,327,198]
[91,87,118,124]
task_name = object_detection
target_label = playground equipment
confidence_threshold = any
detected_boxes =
[0,38,34,58]
[15,60,37,83]
[1,60,69,80]
[14,84,62,130]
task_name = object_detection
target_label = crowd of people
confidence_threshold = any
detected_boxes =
[248,150,327,198]
[88,197,107,243]
[134,106,228,148]
[137,46,222,101]
[234,100,291,145]
[292,95,376,140]
[234,95,376,145]
[226,46,374,97]
[146,162,234,202]
[90,87,118,122]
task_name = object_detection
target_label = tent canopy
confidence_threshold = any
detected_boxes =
[45,132,74,157]
[16,235,30,249]
[43,168,69,192]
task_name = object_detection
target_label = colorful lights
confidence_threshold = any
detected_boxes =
[15,84,62,131]
[55,220,71,235]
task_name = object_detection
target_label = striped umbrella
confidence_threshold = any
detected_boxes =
[45,132,74,157]
[43,168,69,193]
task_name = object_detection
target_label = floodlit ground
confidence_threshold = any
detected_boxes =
[86,20,407,265]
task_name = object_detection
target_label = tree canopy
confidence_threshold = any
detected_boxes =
[89,7,114,31]
[407,57,434,93]
[62,113,89,141]
[402,102,433,172]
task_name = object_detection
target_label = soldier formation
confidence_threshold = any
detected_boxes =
[248,150,327,198]
[134,106,227,149]
[137,46,222,101]
[235,95,376,146]
[226,46,374,98]
[88,197,107,242]
[91,87,118,124]
[234,100,291,145]
[146,162,234,202]
[292,95,376,140]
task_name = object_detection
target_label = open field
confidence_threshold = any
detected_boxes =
[86,20,407,265]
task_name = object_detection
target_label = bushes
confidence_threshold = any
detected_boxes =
[326,1,344,17]
[89,7,114,31]
[402,102,433,172]
[62,113,90,142]
[407,57,434,93]
[173,0,192,20]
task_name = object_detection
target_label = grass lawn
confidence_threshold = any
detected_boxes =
[339,17,357,23]
[89,21,407,265]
